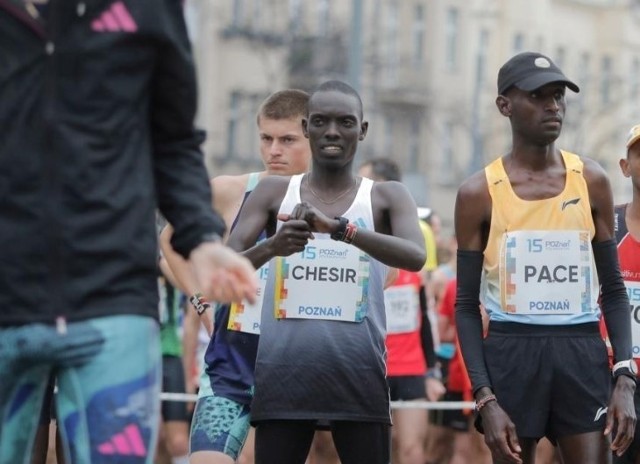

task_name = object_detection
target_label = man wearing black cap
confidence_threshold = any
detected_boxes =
[454,51,636,464]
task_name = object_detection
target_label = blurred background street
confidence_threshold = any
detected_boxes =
[182,0,640,233]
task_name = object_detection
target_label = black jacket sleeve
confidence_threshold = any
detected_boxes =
[455,250,492,395]
[151,1,226,258]
[595,240,633,362]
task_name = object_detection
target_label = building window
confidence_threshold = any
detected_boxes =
[412,4,425,69]
[384,114,394,155]
[408,119,420,171]
[440,121,454,184]
[631,57,639,104]
[554,46,566,69]
[578,52,590,89]
[601,55,612,105]
[513,33,524,53]
[250,0,263,32]
[533,36,544,52]
[289,0,303,35]
[445,7,458,71]
[383,1,399,85]
[477,29,489,83]
[232,0,244,28]
[316,0,330,37]
[225,92,241,159]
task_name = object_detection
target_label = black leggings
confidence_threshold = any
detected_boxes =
[255,419,390,464]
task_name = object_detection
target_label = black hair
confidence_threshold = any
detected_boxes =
[310,80,363,118]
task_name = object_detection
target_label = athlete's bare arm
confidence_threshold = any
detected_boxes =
[227,176,314,268]
[454,170,491,253]
[289,181,425,271]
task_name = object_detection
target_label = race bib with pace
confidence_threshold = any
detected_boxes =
[500,230,595,315]
[273,239,369,322]
[384,284,420,334]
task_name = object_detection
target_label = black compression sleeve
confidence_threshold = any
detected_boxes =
[419,285,437,368]
[455,250,492,394]
[595,239,633,361]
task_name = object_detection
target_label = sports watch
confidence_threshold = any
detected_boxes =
[612,359,638,380]
[330,217,349,241]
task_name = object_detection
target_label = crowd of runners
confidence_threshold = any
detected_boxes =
[1,3,639,464]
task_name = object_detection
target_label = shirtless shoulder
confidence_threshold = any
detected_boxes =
[250,175,294,212]
[455,169,491,250]
[211,173,253,229]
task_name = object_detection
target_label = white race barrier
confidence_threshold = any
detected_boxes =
[159,392,476,411]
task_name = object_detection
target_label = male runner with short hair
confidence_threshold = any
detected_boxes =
[227,80,426,464]
[455,52,636,464]
[160,89,311,464]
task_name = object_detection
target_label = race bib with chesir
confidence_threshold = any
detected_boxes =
[273,239,370,322]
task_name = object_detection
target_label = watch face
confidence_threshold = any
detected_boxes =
[631,360,638,375]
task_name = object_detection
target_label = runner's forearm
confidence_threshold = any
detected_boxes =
[349,227,425,272]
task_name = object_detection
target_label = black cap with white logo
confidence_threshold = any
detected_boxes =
[497,52,580,95]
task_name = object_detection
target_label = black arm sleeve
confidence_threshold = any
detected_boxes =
[595,239,633,362]
[419,285,437,368]
[455,250,492,394]
[152,3,226,258]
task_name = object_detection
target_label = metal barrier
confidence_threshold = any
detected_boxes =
[159,392,475,410]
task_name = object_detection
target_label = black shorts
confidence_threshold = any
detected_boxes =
[387,375,426,401]
[477,322,610,443]
[255,420,390,464]
[38,374,57,425]
[440,391,472,432]
[161,355,189,422]
[613,383,640,464]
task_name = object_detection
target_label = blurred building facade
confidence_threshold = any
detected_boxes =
[184,0,640,230]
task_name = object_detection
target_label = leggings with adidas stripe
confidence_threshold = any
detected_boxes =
[0,315,161,464]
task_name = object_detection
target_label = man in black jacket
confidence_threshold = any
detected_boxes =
[0,1,256,463]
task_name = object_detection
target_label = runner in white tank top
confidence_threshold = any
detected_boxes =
[226,80,427,464]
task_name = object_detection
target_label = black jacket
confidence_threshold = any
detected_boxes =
[0,0,225,325]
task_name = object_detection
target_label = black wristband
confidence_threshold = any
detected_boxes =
[330,217,349,241]
[189,293,211,316]
[613,369,637,383]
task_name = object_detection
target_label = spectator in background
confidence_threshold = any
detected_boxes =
[157,255,190,464]
[438,279,492,464]
[603,123,640,464]
[359,158,445,464]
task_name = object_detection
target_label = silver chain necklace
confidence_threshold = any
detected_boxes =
[306,174,357,205]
